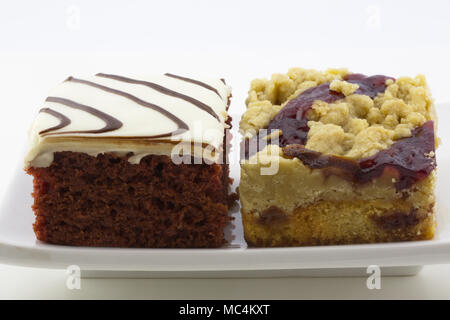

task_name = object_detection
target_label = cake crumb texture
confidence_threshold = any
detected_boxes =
[242,199,435,247]
[241,145,435,215]
[27,152,232,248]
[329,79,359,96]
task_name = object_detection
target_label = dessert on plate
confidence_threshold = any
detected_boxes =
[25,73,233,248]
[240,68,437,247]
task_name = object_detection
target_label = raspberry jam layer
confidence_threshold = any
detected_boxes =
[243,73,436,191]
[283,121,436,191]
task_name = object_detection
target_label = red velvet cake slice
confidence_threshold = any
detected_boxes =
[24,73,233,248]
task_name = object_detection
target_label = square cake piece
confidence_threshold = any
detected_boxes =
[239,68,437,247]
[25,73,233,248]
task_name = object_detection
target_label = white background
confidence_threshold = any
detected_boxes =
[1,0,450,299]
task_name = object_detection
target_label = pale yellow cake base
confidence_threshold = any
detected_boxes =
[242,199,435,247]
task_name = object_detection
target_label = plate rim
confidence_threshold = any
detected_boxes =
[1,234,450,271]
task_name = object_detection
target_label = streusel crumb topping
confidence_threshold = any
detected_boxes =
[241,68,435,159]
[240,68,348,135]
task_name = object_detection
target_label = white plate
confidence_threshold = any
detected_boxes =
[1,104,450,278]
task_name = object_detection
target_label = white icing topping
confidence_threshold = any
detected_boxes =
[25,74,231,168]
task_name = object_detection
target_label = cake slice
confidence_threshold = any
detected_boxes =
[25,73,233,248]
[240,68,437,247]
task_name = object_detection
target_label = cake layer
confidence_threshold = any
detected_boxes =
[240,144,436,216]
[239,68,438,247]
[242,198,435,247]
[28,152,232,248]
[25,73,231,168]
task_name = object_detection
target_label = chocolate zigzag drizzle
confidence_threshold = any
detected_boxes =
[97,73,220,121]
[66,77,189,138]
[39,108,71,135]
[164,73,223,99]
[41,97,123,136]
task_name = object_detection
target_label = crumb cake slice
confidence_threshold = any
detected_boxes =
[239,68,437,247]
[25,73,233,248]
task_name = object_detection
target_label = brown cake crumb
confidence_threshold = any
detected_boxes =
[27,152,232,248]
